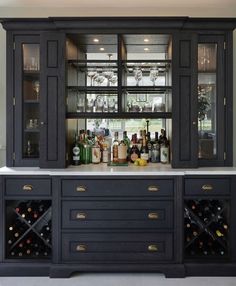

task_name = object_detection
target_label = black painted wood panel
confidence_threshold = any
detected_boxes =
[172,32,198,168]
[40,32,66,168]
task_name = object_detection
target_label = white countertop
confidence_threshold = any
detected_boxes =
[1,164,236,176]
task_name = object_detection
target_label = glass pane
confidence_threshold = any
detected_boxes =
[121,34,172,114]
[198,44,217,159]
[22,44,40,159]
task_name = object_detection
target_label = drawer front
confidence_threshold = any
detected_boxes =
[62,233,173,262]
[5,178,51,196]
[62,200,173,229]
[185,178,230,196]
[62,179,174,197]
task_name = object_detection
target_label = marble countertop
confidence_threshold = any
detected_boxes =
[1,164,236,176]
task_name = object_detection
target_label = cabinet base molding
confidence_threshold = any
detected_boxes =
[49,264,186,278]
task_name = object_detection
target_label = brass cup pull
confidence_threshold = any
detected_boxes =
[76,244,87,252]
[201,184,213,191]
[76,212,86,219]
[148,212,159,220]
[22,184,33,192]
[148,245,158,252]
[148,185,159,192]
[76,186,86,192]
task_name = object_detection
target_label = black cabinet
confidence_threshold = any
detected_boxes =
[0,174,236,277]
[1,17,235,169]
[2,176,52,262]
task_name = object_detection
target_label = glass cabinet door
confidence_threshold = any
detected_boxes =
[197,36,225,165]
[23,43,40,159]
[14,36,40,166]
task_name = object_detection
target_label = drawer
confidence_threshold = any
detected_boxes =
[62,179,174,197]
[185,178,230,196]
[5,178,51,196]
[62,200,173,229]
[61,233,173,262]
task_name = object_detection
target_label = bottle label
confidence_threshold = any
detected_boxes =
[92,146,101,163]
[73,146,80,161]
[118,145,127,160]
[113,145,118,162]
[73,146,80,156]
[160,147,169,163]
[130,152,139,162]
[102,150,109,163]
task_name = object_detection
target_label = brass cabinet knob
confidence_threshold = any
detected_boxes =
[148,212,159,220]
[148,185,159,192]
[201,184,213,191]
[76,186,86,192]
[148,245,158,252]
[76,212,86,219]
[76,244,87,252]
[22,184,33,192]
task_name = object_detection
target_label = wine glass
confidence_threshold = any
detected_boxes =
[149,67,159,86]
[103,54,114,86]
[133,67,142,86]
[87,70,97,86]
[94,74,105,86]
[109,75,117,86]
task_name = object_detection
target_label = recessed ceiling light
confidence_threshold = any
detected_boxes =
[144,38,149,42]
[100,47,105,51]
[144,48,149,51]
[93,38,99,43]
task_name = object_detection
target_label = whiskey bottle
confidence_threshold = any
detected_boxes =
[129,134,140,163]
[118,140,127,163]
[140,135,149,162]
[112,131,119,163]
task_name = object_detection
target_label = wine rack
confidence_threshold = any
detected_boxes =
[184,199,229,259]
[6,200,52,259]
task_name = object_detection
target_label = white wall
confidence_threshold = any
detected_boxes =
[0,7,235,167]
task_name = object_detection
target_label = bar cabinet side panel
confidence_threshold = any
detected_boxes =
[40,32,66,168]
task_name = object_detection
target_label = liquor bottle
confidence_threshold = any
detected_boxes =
[140,135,149,162]
[123,131,130,160]
[146,132,152,162]
[82,133,91,164]
[102,144,109,163]
[118,140,127,163]
[160,130,169,164]
[129,134,140,163]
[72,133,81,165]
[151,144,159,163]
[92,137,101,164]
[112,132,119,163]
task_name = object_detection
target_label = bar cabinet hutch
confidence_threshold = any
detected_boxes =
[0,17,236,278]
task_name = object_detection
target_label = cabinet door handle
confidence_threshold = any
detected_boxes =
[22,184,33,192]
[76,186,86,192]
[76,212,86,219]
[201,184,213,191]
[148,245,158,252]
[148,212,159,219]
[148,185,159,192]
[76,244,87,252]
